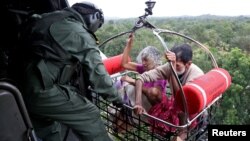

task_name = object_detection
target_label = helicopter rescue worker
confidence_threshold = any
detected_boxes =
[134,44,204,140]
[11,1,123,141]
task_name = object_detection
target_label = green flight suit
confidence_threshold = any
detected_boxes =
[20,8,122,141]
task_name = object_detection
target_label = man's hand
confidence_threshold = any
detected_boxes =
[165,51,176,63]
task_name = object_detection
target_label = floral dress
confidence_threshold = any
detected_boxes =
[137,64,180,134]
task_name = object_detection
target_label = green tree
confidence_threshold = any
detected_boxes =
[213,48,250,124]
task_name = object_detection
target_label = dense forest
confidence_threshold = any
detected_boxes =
[96,15,250,125]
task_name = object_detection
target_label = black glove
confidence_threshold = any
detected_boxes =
[112,100,124,108]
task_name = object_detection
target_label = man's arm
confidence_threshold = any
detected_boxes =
[50,19,122,103]
[138,63,171,83]
[65,28,122,103]
[83,47,122,102]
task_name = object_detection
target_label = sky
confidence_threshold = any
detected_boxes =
[68,0,250,18]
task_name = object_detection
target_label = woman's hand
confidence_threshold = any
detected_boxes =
[121,75,135,85]
[126,33,134,47]
[133,104,145,115]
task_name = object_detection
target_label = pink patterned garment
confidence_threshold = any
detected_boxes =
[136,64,180,134]
[148,96,180,134]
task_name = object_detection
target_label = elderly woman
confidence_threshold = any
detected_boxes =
[120,33,167,111]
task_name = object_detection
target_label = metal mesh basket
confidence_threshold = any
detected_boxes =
[91,92,211,141]
[90,72,213,141]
